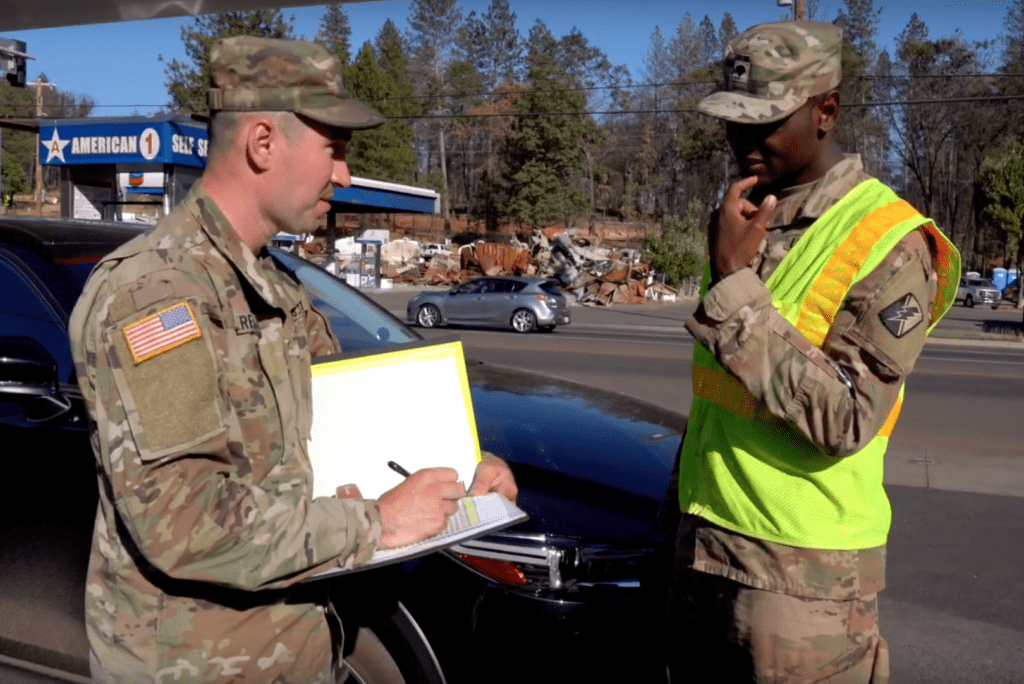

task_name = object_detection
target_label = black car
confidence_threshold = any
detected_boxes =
[0,216,686,684]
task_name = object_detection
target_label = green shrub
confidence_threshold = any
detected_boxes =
[642,199,707,287]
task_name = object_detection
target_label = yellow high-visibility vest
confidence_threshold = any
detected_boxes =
[679,179,960,549]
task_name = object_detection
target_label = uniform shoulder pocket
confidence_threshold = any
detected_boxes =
[104,297,226,462]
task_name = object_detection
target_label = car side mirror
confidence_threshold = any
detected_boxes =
[0,337,74,422]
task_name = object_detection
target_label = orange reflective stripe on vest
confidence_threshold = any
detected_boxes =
[693,364,903,437]
[692,365,773,422]
[796,198,921,347]
[680,178,961,550]
[695,190,936,440]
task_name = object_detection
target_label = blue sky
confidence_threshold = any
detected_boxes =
[2,0,1016,117]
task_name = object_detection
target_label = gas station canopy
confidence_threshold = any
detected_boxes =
[36,113,439,220]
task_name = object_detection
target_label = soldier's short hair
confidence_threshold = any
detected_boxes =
[697,20,842,124]
[207,110,308,162]
[208,36,385,131]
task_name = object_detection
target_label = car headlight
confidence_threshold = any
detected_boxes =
[447,531,655,592]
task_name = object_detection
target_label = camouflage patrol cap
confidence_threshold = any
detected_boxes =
[697,20,842,124]
[208,36,385,130]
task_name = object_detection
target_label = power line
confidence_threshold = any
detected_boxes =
[4,72,1022,114]
[396,94,1024,119]
[354,71,1024,106]
[45,71,1014,112]
[2,92,1022,122]
[3,79,1022,119]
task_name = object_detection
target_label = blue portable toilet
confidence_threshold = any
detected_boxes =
[1008,269,1019,292]
[992,267,1008,292]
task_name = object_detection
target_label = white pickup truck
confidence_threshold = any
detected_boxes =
[955,276,1002,309]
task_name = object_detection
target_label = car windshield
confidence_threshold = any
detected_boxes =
[270,249,420,353]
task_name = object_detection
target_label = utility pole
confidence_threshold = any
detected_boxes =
[779,0,806,20]
[35,79,44,215]
[29,79,53,216]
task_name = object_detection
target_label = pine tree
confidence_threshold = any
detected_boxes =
[698,16,719,68]
[718,13,739,57]
[669,14,703,77]
[345,42,417,184]
[450,1,524,223]
[161,10,294,115]
[1000,0,1024,140]
[375,19,421,120]
[886,13,994,265]
[835,0,885,169]
[501,20,601,228]
[315,4,352,70]
[459,0,521,90]
[1004,0,1024,70]
[407,0,463,220]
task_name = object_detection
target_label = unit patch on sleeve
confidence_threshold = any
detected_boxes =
[879,293,924,338]
[123,302,202,363]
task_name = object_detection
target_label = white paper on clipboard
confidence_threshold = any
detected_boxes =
[307,338,481,500]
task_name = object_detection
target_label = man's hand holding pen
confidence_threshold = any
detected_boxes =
[372,452,518,550]
[377,466,465,549]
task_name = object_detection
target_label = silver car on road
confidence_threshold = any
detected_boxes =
[407,276,571,333]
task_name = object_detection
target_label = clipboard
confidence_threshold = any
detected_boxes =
[308,337,482,500]
[304,337,528,579]
[307,492,528,579]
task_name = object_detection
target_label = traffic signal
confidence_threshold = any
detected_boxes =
[0,38,28,88]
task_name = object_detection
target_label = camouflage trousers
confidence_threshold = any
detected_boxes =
[664,548,889,684]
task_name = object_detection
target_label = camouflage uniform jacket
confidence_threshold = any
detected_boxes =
[678,155,940,600]
[68,183,382,683]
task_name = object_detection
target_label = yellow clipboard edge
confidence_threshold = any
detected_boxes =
[311,339,482,467]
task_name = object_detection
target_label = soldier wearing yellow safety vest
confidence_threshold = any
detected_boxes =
[662,21,960,684]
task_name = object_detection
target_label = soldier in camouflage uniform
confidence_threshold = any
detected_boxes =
[69,36,517,683]
[662,21,959,683]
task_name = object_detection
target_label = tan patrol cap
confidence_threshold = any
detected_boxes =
[697,20,842,124]
[208,36,385,130]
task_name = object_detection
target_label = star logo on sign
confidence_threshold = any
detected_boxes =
[43,128,70,164]
[879,293,924,338]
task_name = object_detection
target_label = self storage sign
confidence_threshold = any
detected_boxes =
[39,119,209,168]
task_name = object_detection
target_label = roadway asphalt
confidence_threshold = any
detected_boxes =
[370,285,1024,683]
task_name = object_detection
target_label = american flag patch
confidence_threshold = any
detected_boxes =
[123,302,202,364]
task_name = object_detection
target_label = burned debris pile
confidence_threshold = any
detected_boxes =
[334,228,680,305]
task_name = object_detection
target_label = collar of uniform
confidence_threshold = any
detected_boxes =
[768,154,866,229]
[182,183,299,311]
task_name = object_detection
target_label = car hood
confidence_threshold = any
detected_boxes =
[465,360,686,545]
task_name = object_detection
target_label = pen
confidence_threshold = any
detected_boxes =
[388,460,411,478]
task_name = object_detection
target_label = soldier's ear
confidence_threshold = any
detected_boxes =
[245,117,275,172]
[816,90,840,134]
